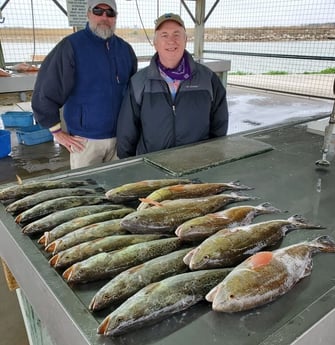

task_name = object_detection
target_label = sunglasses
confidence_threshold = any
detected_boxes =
[91,7,116,18]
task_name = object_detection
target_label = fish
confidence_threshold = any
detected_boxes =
[44,218,129,255]
[49,234,164,269]
[184,214,324,270]
[175,202,282,241]
[21,204,125,236]
[97,268,232,336]
[89,247,192,311]
[206,235,335,313]
[62,237,183,284]
[0,178,97,202]
[39,208,134,247]
[15,195,110,224]
[137,181,253,210]
[5,187,105,215]
[121,193,256,234]
[105,178,196,203]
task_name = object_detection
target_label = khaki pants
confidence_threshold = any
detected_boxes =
[70,137,118,170]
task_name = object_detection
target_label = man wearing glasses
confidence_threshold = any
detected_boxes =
[32,1,137,169]
[116,13,228,158]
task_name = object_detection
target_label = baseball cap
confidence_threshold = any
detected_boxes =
[87,0,117,12]
[155,13,185,31]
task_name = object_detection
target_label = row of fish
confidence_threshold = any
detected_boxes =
[0,177,333,338]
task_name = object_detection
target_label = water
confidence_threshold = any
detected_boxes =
[2,40,334,74]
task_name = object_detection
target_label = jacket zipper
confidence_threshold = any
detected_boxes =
[106,40,120,84]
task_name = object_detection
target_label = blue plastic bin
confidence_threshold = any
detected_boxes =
[0,129,11,158]
[1,111,34,128]
[16,124,53,146]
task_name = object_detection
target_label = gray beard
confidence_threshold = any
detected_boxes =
[89,23,114,40]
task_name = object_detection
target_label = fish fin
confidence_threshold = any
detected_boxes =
[138,198,163,207]
[85,178,97,185]
[183,249,195,265]
[248,251,273,269]
[94,187,105,193]
[16,175,23,185]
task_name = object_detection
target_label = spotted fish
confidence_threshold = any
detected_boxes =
[206,235,335,312]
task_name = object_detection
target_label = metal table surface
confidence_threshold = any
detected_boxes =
[0,124,335,345]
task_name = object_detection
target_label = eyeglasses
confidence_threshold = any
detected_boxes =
[91,7,117,18]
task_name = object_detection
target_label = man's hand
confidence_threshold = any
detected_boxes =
[53,131,87,152]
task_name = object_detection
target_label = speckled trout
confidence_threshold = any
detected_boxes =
[62,237,183,283]
[89,247,193,311]
[21,204,125,235]
[121,193,256,234]
[15,195,110,224]
[105,178,196,203]
[137,181,253,210]
[206,235,335,313]
[45,218,129,255]
[185,215,324,270]
[175,202,281,241]
[39,208,134,246]
[98,268,232,336]
[49,234,164,269]
[0,178,97,202]
[5,187,105,214]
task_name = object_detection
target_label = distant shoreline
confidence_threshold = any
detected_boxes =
[1,25,335,43]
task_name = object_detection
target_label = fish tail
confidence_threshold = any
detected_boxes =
[97,315,111,335]
[228,181,254,190]
[310,235,335,252]
[289,214,326,229]
[256,202,282,214]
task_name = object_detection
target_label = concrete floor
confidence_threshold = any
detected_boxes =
[0,86,333,345]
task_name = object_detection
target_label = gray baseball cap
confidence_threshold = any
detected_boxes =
[87,0,117,12]
[155,13,185,31]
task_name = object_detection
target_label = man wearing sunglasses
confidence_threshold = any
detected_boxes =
[32,1,137,169]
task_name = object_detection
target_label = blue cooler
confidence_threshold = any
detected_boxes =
[0,129,11,158]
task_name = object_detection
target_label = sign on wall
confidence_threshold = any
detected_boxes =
[66,0,87,27]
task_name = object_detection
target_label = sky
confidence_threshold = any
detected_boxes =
[0,0,334,29]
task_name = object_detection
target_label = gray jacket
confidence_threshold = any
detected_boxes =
[116,51,229,158]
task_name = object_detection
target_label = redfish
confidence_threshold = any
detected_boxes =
[105,178,195,203]
[98,268,232,336]
[121,193,256,234]
[185,215,324,270]
[175,202,281,241]
[206,235,335,312]
[137,181,252,210]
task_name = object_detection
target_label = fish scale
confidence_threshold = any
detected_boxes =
[185,214,325,270]
[206,235,335,313]
[121,193,256,234]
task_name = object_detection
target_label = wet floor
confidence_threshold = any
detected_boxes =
[0,86,333,186]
